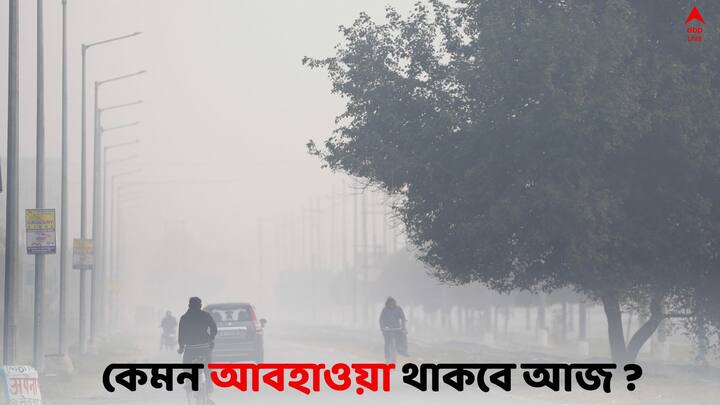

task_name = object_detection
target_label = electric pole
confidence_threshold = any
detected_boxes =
[59,0,69,355]
[3,0,20,365]
[33,0,47,371]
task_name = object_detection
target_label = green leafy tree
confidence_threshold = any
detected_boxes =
[305,0,720,362]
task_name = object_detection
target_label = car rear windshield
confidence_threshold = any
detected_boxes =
[206,304,253,322]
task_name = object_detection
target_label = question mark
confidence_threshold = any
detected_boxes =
[623,364,643,391]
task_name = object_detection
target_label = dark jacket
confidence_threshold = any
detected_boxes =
[178,308,217,348]
[379,305,406,329]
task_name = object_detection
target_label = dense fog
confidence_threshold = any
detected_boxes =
[0,1,718,404]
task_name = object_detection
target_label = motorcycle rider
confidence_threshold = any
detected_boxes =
[178,297,217,401]
[159,310,178,350]
[379,296,408,362]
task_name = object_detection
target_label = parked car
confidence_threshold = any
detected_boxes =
[204,302,267,362]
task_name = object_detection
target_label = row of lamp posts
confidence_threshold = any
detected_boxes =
[2,0,145,370]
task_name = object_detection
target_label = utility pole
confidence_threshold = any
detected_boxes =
[299,206,306,274]
[352,189,358,327]
[257,219,263,306]
[59,0,69,355]
[79,31,141,353]
[107,170,139,323]
[361,192,369,327]
[109,181,119,322]
[91,73,144,342]
[33,0,47,371]
[340,180,348,323]
[79,42,89,354]
[90,81,100,343]
[3,0,20,365]
[314,199,321,321]
[102,151,138,329]
[330,186,336,273]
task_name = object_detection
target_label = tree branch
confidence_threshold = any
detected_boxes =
[663,312,694,319]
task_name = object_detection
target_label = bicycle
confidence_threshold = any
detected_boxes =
[381,326,406,363]
[181,343,212,405]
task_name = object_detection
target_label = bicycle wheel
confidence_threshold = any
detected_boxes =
[386,334,397,363]
[197,376,207,405]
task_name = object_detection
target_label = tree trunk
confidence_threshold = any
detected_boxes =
[626,299,663,361]
[537,294,547,331]
[601,294,629,363]
[602,294,664,364]
[503,306,510,337]
[492,306,499,338]
[466,307,472,336]
[579,302,588,341]
[625,311,634,342]
[695,314,708,365]
[525,306,531,331]
[562,301,568,343]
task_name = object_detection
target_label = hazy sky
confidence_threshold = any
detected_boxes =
[0,0,417,307]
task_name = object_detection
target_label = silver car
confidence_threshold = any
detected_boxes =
[205,302,266,362]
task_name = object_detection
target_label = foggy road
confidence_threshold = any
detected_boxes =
[70,326,551,405]
[40,319,720,405]
[4,2,720,405]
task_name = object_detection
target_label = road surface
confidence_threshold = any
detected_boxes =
[44,321,719,405]
[53,323,552,405]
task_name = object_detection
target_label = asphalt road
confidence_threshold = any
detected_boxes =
[47,322,719,405]
[82,328,551,405]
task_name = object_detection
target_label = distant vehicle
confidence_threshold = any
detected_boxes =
[204,302,267,362]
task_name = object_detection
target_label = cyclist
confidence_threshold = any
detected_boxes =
[379,296,408,362]
[159,310,177,350]
[178,297,217,403]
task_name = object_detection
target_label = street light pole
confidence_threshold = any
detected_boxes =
[3,0,19,365]
[109,171,142,324]
[59,0,69,356]
[79,42,88,354]
[90,79,99,343]
[79,32,141,352]
[101,143,139,332]
[90,72,144,342]
[90,125,139,341]
[33,0,47,371]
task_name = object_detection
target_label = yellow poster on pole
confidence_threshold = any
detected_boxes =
[73,239,94,270]
[25,208,56,255]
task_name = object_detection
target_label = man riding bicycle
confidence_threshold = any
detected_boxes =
[178,297,217,403]
[379,296,408,363]
[160,310,178,350]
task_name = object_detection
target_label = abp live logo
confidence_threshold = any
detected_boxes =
[685,6,704,42]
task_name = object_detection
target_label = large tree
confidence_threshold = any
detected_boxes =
[305,0,720,362]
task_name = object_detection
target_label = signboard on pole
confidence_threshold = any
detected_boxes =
[25,208,56,255]
[72,239,93,270]
[0,365,42,404]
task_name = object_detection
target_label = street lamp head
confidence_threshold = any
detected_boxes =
[99,100,143,113]
[86,31,143,50]
[101,121,141,133]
